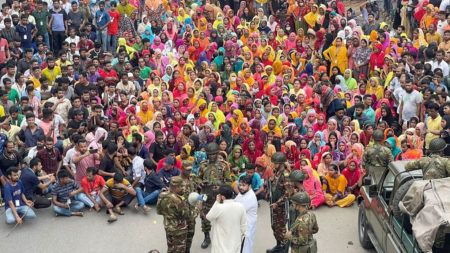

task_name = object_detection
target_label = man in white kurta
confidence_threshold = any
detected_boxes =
[206,184,247,253]
[235,175,258,253]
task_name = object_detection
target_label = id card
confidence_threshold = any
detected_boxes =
[15,199,20,207]
[24,35,27,40]
[40,21,43,26]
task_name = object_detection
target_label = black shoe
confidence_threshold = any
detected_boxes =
[267,241,282,253]
[201,232,211,249]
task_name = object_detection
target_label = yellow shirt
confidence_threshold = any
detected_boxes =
[42,66,61,85]
[425,115,443,149]
[30,77,42,88]
[426,32,442,45]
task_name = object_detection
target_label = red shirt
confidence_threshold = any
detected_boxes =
[81,175,106,195]
[77,40,94,51]
[0,38,8,63]
[107,10,120,35]
[99,68,118,84]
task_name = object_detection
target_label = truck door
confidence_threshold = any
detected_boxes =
[371,170,396,253]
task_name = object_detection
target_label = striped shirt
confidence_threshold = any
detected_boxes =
[52,179,80,203]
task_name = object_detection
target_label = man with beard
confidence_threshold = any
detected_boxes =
[20,157,55,209]
[42,57,61,85]
[0,141,21,186]
[36,136,62,176]
[235,175,258,253]
[99,61,118,85]
[398,78,422,125]
[4,167,36,224]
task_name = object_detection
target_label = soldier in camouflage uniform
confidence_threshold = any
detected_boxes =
[285,191,318,253]
[267,152,294,253]
[156,176,189,253]
[180,161,201,253]
[405,138,450,180]
[197,142,232,249]
[362,130,394,183]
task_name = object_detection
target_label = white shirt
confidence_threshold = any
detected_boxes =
[400,90,422,122]
[437,20,448,35]
[235,189,258,253]
[432,60,449,77]
[63,147,77,174]
[132,156,145,184]
[206,199,247,253]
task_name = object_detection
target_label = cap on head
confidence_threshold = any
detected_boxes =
[170,176,185,187]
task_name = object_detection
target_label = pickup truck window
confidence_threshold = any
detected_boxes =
[381,171,395,203]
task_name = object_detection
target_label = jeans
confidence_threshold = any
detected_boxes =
[43,32,50,48]
[53,200,85,216]
[6,206,36,224]
[97,30,108,51]
[106,34,118,52]
[136,188,160,207]
[74,193,95,208]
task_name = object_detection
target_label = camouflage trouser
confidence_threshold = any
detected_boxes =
[166,230,187,253]
[186,218,196,250]
[201,196,215,233]
[291,245,311,253]
[272,204,287,245]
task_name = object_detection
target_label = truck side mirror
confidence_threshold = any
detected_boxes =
[368,184,378,197]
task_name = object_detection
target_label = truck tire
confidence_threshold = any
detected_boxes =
[358,202,373,249]
[392,180,415,218]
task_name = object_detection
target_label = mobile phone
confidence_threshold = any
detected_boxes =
[89,149,98,154]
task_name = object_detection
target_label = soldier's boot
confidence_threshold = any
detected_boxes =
[185,250,190,253]
[266,241,283,253]
[201,232,211,249]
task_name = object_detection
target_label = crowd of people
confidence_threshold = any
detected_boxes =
[1,0,450,251]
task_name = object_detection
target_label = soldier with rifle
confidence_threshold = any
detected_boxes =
[267,152,293,253]
[285,191,318,253]
[180,161,201,253]
[405,138,450,180]
[362,129,393,184]
[197,142,232,249]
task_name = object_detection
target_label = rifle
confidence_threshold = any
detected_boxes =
[284,199,291,253]
[268,179,273,226]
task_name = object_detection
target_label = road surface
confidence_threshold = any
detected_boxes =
[0,200,374,253]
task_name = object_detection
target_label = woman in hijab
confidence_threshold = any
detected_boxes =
[341,158,362,196]
[323,37,348,75]
[369,43,385,73]
[353,38,372,79]
[385,137,402,160]
[344,69,357,91]
[440,115,450,156]
[302,166,325,209]
[308,131,326,158]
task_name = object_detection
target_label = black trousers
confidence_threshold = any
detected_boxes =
[27,195,51,209]
[52,31,65,53]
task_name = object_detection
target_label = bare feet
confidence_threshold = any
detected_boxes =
[72,212,84,217]
[143,205,151,212]
[113,206,124,215]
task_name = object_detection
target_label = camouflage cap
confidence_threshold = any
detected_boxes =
[182,161,193,170]
[170,176,185,186]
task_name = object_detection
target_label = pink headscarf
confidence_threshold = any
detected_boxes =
[144,131,155,149]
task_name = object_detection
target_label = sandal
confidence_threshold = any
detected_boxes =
[113,207,124,215]
[108,215,118,223]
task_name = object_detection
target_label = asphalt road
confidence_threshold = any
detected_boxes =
[0,200,375,253]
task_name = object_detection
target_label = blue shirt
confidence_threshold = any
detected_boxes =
[138,145,149,159]
[20,127,45,148]
[237,173,263,192]
[20,167,40,198]
[4,181,25,210]
[16,23,35,49]
[51,8,68,32]
[158,167,180,187]
[144,171,165,193]
[95,9,110,28]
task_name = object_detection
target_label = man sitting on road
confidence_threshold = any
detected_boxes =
[100,172,136,221]
[20,157,55,209]
[4,167,36,224]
